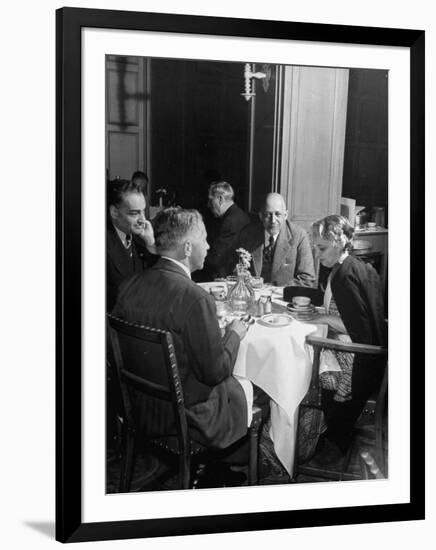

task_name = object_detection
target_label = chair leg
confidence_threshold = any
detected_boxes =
[179,452,191,489]
[339,440,354,481]
[374,410,385,474]
[119,428,136,493]
[248,425,259,485]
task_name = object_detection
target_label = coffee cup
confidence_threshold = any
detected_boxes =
[292,296,311,307]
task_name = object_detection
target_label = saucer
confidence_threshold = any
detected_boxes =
[257,313,294,328]
[287,304,316,313]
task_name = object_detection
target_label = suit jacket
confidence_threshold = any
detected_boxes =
[203,203,251,280]
[106,223,157,311]
[113,258,248,449]
[236,219,315,285]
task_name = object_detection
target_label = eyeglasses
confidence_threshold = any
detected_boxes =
[263,211,285,219]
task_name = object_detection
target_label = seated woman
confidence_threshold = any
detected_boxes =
[309,215,386,457]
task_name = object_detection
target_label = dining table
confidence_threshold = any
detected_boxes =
[199,282,330,478]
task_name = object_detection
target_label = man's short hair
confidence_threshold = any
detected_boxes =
[107,178,145,208]
[208,181,234,202]
[131,170,149,183]
[153,207,203,253]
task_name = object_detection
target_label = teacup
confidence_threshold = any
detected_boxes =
[292,296,311,307]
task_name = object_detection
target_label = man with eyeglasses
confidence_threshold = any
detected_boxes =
[235,193,315,286]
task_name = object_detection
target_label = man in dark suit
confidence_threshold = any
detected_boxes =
[113,208,251,452]
[107,178,157,311]
[236,192,316,286]
[201,181,250,280]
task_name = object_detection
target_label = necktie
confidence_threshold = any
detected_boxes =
[125,234,133,257]
[264,235,275,263]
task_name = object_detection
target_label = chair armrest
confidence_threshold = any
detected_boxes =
[306,335,387,355]
[301,335,387,409]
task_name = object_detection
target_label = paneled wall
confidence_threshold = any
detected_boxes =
[279,66,349,230]
[106,56,149,182]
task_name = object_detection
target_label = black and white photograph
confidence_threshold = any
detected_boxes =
[45,3,428,546]
[105,55,389,493]
[2,0,433,548]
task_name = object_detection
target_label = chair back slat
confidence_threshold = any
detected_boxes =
[107,314,190,453]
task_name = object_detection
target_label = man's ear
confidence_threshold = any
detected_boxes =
[184,240,192,258]
[284,210,289,221]
[109,204,118,221]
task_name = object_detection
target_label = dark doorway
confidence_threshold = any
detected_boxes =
[149,59,251,214]
[342,69,388,223]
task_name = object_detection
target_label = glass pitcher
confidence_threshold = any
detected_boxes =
[228,264,256,315]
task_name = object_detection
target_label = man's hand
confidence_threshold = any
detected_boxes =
[137,220,155,248]
[226,319,248,341]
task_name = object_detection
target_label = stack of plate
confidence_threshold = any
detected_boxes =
[286,302,317,321]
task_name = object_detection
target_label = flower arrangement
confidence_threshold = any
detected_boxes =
[235,248,252,272]
[230,248,255,313]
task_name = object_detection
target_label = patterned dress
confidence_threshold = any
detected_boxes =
[318,290,354,402]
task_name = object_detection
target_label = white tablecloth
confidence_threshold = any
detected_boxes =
[233,319,326,477]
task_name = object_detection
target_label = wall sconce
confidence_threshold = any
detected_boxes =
[241,63,271,101]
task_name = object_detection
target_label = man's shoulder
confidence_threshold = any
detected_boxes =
[132,236,159,265]
[286,221,308,238]
[155,259,208,291]
[223,203,250,226]
[240,217,263,236]
[237,218,263,249]
[107,223,121,251]
[231,203,250,219]
[124,260,204,299]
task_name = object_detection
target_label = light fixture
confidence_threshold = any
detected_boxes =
[241,63,271,101]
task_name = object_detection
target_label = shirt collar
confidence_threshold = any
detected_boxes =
[114,224,131,248]
[161,256,191,279]
[265,231,279,246]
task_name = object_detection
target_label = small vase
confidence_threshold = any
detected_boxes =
[229,265,255,315]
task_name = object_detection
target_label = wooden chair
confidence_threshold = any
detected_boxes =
[107,314,262,491]
[294,335,388,481]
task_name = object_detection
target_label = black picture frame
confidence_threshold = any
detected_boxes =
[56,7,425,543]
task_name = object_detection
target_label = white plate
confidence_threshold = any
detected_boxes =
[257,313,294,327]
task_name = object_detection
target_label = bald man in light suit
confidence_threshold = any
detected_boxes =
[236,193,315,286]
